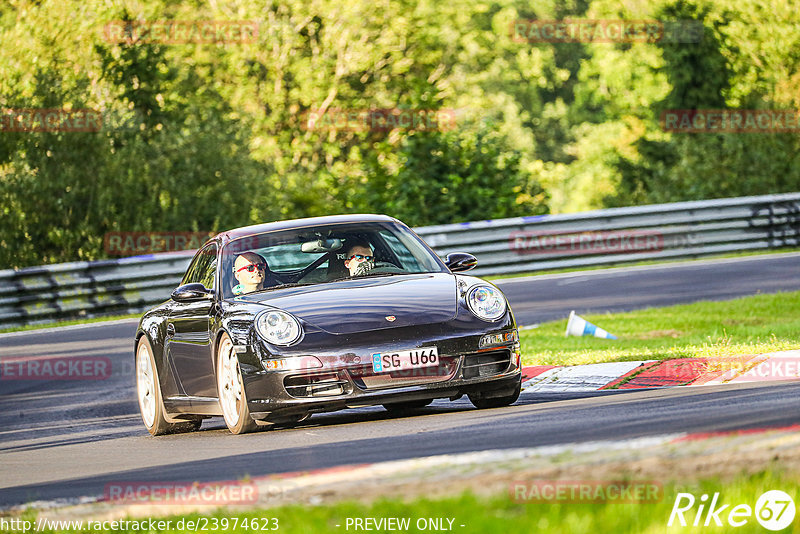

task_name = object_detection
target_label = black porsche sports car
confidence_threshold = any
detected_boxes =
[135,214,522,435]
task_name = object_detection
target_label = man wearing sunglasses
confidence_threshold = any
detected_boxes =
[233,252,269,295]
[343,242,375,277]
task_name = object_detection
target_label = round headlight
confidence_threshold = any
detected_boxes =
[255,310,302,346]
[466,285,507,321]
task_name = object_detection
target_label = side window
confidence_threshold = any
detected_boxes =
[181,255,203,286]
[199,248,218,289]
[182,244,218,289]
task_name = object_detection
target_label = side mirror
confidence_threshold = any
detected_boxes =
[171,283,214,302]
[444,252,478,272]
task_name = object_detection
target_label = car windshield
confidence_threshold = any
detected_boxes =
[220,221,447,299]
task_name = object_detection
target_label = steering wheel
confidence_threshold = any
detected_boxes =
[354,261,405,276]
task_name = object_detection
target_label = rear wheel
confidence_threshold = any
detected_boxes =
[468,381,521,409]
[383,399,433,412]
[217,333,259,434]
[136,336,200,435]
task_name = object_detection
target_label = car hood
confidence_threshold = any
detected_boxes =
[235,273,458,335]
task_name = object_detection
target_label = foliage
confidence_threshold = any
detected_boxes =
[0,0,798,267]
[604,0,800,207]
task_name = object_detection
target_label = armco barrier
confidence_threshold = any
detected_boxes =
[0,254,194,329]
[1,193,799,329]
[417,192,800,276]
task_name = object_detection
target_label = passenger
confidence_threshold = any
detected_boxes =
[343,242,375,277]
[233,252,268,295]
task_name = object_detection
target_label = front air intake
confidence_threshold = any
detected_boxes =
[284,372,351,398]
[462,350,511,379]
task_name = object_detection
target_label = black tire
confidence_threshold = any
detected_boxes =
[216,333,259,434]
[383,399,433,412]
[468,381,521,409]
[136,336,200,436]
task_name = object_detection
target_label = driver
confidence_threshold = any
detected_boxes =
[233,252,268,295]
[343,242,374,277]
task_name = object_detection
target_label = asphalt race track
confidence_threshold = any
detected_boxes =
[2,253,800,509]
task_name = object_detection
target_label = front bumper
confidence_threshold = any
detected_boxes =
[239,333,521,421]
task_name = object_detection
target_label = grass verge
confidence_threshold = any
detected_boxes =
[17,471,798,533]
[519,290,800,367]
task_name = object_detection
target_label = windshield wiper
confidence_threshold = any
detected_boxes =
[329,271,406,283]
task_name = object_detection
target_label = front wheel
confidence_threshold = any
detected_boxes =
[468,381,521,409]
[136,336,200,435]
[217,333,259,434]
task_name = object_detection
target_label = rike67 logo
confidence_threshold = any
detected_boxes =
[669,490,796,531]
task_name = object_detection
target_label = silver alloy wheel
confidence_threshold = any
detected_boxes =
[218,337,242,428]
[136,341,156,428]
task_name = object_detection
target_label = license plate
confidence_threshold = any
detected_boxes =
[372,347,439,373]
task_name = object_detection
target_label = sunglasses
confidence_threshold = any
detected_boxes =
[235,263,266,273]
[348,254,374,262]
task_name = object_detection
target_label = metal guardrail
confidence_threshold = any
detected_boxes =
[0,255,194,329]
[1,193,799,329]
[418,192,800,276]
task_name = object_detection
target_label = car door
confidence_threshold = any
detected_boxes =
[166,243,219,397]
